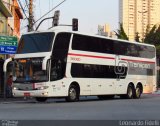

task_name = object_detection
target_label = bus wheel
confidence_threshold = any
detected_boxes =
[126,85,134,99]
[66,85,79,102]
[36,97,47,102]
[135,85,142,99]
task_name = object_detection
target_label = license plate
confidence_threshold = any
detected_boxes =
[24,92,30,97]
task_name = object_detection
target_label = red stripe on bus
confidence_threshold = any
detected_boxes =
[121,58,155,64]
[68,53,115,60]
[68,53,155,64]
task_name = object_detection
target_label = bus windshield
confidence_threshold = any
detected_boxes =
[13,58,48,83]
[17,32,54,54]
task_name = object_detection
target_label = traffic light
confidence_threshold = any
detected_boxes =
[53,10,60,26]
[72,18,78,31]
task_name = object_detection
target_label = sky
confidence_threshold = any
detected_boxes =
[21,0,119,34]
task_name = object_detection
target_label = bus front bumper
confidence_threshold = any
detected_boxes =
[12,89,49,97]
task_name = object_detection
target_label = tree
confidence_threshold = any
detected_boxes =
[144,24,160,57]
[115,23,129,40]
[143,24,160,88]
[135,32,141,42]
[144,25,157,44]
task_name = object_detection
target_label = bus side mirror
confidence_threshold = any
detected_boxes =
[42,56,50,70]
[3,58,13,72]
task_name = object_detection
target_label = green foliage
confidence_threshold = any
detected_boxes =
[145,25,150,35]
[135,32,141,42]
[144,25,157,44]
[115,23,129,40]
[144,25,160,57]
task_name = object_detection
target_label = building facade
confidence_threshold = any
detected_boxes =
[119,0,160,41]
[1,0,23,38]
[0,0,12,36]
[0,0,22,96]
[97,24,116,38]
[0,0,22,58]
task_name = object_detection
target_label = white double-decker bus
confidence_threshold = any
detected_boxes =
[5,28,156,102]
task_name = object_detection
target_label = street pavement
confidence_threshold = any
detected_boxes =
[0,90,160,126]
[0,89,160,103]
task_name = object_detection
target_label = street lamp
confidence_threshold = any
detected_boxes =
[138,11,148,41]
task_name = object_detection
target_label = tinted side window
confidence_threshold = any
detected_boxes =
[72,34,155,59]
[72,34,114,54]
[114,41,155,58]
[137,45,155,58]
[71,63,127,79]
[126,44,138,57]
[50,33,71,81]
[114,41,128,55]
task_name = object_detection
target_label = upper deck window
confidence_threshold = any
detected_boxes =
[17,32,54,54]
[72,34,155,59]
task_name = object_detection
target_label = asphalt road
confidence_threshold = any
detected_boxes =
[0,94,160,120]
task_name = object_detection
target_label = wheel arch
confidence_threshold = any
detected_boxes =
[128,82,135,90]
[69,81,80,95]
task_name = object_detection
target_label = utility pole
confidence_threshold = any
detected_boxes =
[28,0,34,32]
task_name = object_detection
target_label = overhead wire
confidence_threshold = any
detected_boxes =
[1,0,67,31]
[34,0,66,25]
[48,0,51,28]
[17,0,29,31]
[25,0,29,8]
[17,0,28,20]
[39,0,41,18]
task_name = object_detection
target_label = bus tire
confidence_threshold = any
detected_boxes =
[134,85,142,99]
[36,97,47,102]
[126,85,134,99]
[66,85,79,102]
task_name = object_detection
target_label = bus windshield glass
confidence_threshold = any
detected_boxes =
[17,32,54,54]
[13,58,48,83]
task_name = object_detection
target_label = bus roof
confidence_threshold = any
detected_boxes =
[22,26,155,48]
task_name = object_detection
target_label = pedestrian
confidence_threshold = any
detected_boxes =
[6,75,13,98]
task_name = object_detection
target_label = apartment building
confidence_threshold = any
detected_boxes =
[97,24,116,38]
[0,0,23,95]
[119,0,160,41]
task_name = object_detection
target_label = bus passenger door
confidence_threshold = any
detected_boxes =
[114,55,128,94]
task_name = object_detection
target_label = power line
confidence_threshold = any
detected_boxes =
[39,0,41,18]
[34,0,66,25]
[17,0,28,20]
[25,0,29,8]
[20,25,28,30]
[1,0,28,21]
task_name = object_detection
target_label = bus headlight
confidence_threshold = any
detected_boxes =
[13,87,18,90]
[37,86,49,90]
